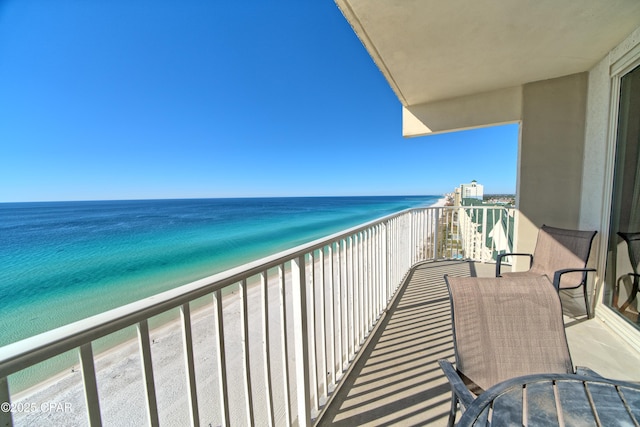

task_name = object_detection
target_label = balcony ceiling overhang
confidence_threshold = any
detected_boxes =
[336,0,640,108]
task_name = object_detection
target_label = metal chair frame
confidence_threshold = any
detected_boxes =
[495,224,597,318]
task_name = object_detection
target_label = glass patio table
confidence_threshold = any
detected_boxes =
[457,372,640,426]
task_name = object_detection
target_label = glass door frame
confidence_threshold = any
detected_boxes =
[597,40,640,346]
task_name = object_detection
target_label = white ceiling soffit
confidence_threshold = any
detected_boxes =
[336,0,640,107]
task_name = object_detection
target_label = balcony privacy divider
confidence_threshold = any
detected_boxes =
[0,206,513,427]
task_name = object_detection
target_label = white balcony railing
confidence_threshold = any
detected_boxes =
[0,206,514,426]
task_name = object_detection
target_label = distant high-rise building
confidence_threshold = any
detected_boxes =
[456,180,484,205]
[454,187,462,206]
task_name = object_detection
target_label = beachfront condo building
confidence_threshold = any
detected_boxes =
[2,1,640,426]
[451,180,514,264]
[457,180,484,204]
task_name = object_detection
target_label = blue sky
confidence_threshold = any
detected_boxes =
[0,1,518,203]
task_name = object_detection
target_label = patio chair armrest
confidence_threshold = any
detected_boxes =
[552,268,597,290]
[496,253,533,277]
[438,359,476,409]
[575,366,602,378]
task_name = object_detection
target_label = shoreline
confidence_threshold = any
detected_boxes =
[9,199,445,424]
[12,275,274,426]
[431,197,447,208]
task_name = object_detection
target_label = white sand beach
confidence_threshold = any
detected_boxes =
[11,270,296,427]
[432,197,447,207]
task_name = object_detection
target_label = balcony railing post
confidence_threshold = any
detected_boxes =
[326,244,336,388]
[434,208,440,259]
[79,343,102,427]
[239,280,255,426]
[372,226,378,320]
[391,218,397,285]
[358,234,369,338]
[291,255,311,426]
[136,320,160,427]
[307,252,318,414]
[339,239,347,372]
[367,228,373,328]
[367,229,373,327]
[415,210,419,262]
[384,221,389,300]
[347,236,354,357]
[335,241,343,377]
[180,303,200,427]
[404,213,411,272]
[317,248,328,401]
[357,233,363,345]
[497,208,506,257]
[213,290,230,426]
[276,265,291,426]
[1,376,12,427]
[415,210,420,262]
[382,223,388,305]
[260,271,275,426]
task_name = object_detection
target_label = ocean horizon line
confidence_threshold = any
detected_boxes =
[0,193,444,205]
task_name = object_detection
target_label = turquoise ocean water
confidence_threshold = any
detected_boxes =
[1,196,440,391]
[0,196,440,348]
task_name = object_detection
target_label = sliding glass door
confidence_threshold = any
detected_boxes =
[605,64,640,329]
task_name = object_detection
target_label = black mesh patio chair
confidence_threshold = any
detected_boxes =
[438,275,596,427]
[616,231,640,313]
[495,224,597,318]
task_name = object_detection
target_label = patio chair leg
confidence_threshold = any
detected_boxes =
[583,284,591,319]
[447,394,458,427]
[619,275,639,313]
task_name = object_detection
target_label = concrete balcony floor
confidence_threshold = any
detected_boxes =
[319,260,640,426]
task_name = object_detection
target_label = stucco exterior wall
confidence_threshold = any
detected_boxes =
[515,73,588,258]
[581,25,640,237]
[402,87,522,137]
[581,59,611,232]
